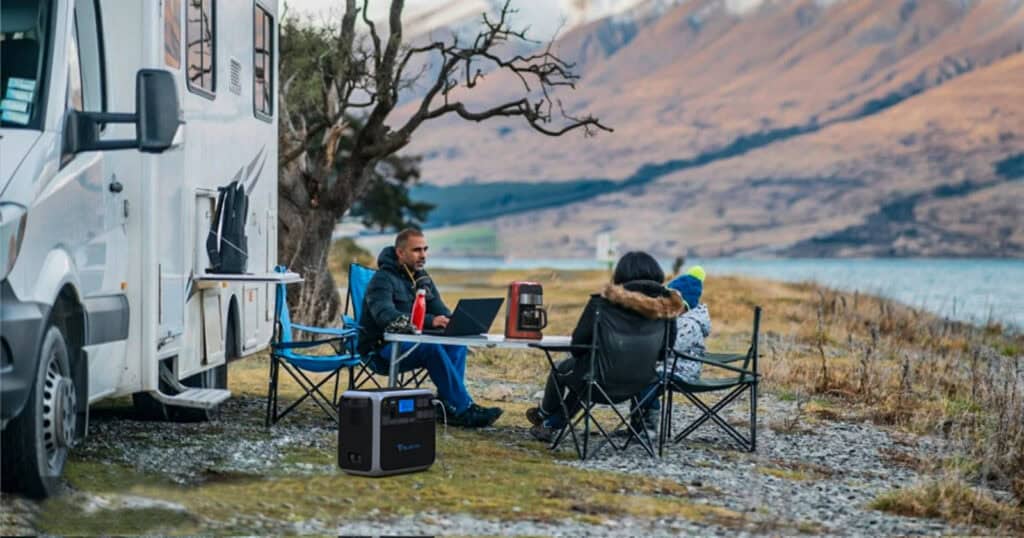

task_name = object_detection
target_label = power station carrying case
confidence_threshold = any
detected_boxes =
[338,388,435,477]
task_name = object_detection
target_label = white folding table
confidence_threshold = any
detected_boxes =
[382,332,573,387]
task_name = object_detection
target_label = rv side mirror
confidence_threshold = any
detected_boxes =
[61,69,181,156]
[135,69,181,153]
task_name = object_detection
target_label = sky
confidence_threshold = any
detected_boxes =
[286,0,652,41]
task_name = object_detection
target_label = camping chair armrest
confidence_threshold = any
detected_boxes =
[675,352,760,377]
[341,314,356,326]
[291,323,355,338]
[271,336,348,351]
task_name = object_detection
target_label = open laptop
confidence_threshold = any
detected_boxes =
[422,297,504,337]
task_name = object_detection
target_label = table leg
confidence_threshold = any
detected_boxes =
[389,342,400,387]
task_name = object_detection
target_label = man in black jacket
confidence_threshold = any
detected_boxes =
[359,228,502,428]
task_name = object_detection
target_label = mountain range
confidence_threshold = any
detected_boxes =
[397,0,1024,258]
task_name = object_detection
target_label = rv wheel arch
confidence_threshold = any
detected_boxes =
[51,286,89,442]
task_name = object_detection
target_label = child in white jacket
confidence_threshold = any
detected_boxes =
[666,266,712,382]
[634,266,712,432]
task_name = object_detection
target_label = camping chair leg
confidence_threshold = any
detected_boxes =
[265,355,279,428]
[582,382,593,460]
[660,388,674,457]
[552,386,584,459]
[661,388,674,453]
[539,348,584,459]
[750,382,758,452]
[616,395,656,457]
[350,361,383,390]
[677,385,752,450]
[672,384,743,442]
[675,383,749,442]
[553,407,588,459]
[700,397,752,450]
[273,362,342,423]
[332,371,341,408]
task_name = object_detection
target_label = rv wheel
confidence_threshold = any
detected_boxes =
[0,326,75,498]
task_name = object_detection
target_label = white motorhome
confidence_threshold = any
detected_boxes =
[1,0,289,497]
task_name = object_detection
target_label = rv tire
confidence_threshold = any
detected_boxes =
[0,325,74,498]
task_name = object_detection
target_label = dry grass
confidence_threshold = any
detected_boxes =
[761,285,1024,506]
[871,480,1024,532]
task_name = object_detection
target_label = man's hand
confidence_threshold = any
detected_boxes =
[432,315,450,329]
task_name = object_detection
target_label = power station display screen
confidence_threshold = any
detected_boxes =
[398,399,415,413]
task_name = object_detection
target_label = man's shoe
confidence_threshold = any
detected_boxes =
[525,407,546,426]
[530,423,557,443]
[448,404,502,428]
[630,408,659,436]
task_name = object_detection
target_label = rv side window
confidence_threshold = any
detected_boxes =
[253,4,273,120]
[186,0,215,97]
[164,0,182,69]
[75,0,106,113]
[66,21,84,112]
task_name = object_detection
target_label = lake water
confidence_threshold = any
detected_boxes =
[426,257,1024,330]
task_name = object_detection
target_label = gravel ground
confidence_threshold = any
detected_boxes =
[73,396,338,484]
[0,388,994,536]
[563,395,978,536]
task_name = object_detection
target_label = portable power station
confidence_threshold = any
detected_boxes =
[337,388,436,477]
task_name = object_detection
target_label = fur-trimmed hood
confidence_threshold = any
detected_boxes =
[601,280,684,320]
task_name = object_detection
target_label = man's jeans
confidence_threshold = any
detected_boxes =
[379,343,472,414]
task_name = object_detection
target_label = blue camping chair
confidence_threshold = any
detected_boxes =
[266,266,360,426]
[343,263,428,389]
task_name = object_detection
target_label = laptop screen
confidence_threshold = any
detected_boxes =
[423,297,504,336]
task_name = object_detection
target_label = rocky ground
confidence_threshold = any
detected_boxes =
[566,398,975,536]
[0,377,993,536]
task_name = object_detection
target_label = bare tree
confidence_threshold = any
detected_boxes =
[279,0,611,326]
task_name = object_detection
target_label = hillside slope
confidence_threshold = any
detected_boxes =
[398,0,1024,257]
[488,51,1024,257]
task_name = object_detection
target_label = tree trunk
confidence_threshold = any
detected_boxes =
[279,208,342,328]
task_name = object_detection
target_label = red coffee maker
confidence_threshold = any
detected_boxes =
[505,281,548,340]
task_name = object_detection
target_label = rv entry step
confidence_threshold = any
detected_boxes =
[148,362,231,410]
[158,387,232,409]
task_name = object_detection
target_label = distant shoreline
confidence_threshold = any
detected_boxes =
[424,257,1024,331]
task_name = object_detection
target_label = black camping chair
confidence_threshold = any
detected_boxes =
[660,306,761,452]
[534,308,672,460]
[341,263,428,390]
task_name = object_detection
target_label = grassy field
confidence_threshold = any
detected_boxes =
[25,242,1022,534]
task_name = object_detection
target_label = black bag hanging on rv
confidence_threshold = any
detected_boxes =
[206,180,249,273]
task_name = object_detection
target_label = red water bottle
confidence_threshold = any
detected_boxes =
[411,289,426,332]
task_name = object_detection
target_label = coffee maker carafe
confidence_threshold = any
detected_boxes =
[505,281,548,340]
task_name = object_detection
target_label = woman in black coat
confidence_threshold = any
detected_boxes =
[526,251,682,442]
